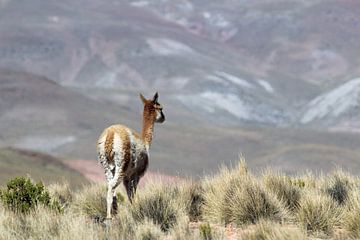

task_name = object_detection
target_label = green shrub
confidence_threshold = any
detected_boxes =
[264,172,301,211]
[0,177,51,213]
[199,222,212,240]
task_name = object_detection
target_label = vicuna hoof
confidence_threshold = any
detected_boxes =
[104,218,112,226]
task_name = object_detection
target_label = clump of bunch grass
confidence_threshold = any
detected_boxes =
[227,177,287,225]
[297,191,341,235]
[325,170,351,205]
[203,161,287,225]
[240,220,306,240]
[130,182,185,232]
[342,191,360,239]
[263,171,301,211]
[0,177,55,214]
[48,182,73,211]
[71,183,113,222]
[179,181,205,221]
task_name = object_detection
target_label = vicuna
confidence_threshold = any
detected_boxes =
[97,92,165,220]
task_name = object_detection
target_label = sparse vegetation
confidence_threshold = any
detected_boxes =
[1,161,360,239]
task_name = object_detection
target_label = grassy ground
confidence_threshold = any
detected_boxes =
[1,158,360,239]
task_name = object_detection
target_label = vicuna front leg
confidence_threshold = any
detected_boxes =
[124,176,139,203]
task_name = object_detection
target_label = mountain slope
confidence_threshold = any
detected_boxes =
[301,78,360,131]
[0,69,136,154]
[0,148,87,188]
[1,0,360,127]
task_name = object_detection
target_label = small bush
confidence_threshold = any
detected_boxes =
[131,183,184,232]
[264,172,301,211]
[199,222,212,240]
[297,191,341,235]
[0,177,51,213]
[240,220,306,240]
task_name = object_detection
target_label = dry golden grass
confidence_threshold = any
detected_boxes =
[296,190,342,236]
[342,190,360,239]
[239,220,307,240]
[2,159,360,239]
[203,161,288,225]
[263,170,302,212]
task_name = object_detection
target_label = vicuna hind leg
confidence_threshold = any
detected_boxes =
[106,159,124,219]
[124,175,139,203]
[99,154,118,219]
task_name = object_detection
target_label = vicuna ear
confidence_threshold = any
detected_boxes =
[152,92,159,103]
[140,93,147,104]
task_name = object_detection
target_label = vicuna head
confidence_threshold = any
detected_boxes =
[140,92,165,123]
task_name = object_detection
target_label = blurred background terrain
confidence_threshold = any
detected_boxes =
[1,0,360,185]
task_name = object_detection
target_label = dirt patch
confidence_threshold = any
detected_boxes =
[63,159,183,187]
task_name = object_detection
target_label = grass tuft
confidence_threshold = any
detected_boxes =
[71,183,108,222]
[203,162,287,225]
[297,191,341,235]
[130,182,185,232]
[180,181,205,221]
[342,191,360,239]
[263,171,301,211]
[325,171,351,205]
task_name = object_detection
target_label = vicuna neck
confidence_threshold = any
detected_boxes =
[141,109,155,146]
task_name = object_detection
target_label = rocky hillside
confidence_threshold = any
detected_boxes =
[1,0,360,128]
[1,0,360,176]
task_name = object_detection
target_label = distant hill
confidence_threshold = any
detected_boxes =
[0,69,136,155]
[0,148,87,188]
[1,0,360,128]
